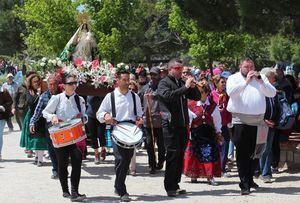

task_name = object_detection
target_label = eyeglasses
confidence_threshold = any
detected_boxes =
[65,81,77,86]
[182,71,191,75]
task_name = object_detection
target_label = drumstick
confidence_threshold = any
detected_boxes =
[133,126,138,135]
[146,95,155,157]
[116,123,131,132]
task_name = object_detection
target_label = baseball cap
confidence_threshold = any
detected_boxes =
[220,71,231,78]
[149,66,160,75]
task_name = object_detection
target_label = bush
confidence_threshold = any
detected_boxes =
[0,74,6,86]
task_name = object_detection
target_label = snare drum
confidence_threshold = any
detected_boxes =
[111,122,143,149]
[49,118,86,148]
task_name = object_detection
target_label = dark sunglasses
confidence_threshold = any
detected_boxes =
[64,81,77,86]
[172,66,183,70]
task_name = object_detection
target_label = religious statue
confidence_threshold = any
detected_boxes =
[60,23,99,62]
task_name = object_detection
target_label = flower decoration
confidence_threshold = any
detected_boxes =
[31,57,116,89]
[116,62,130,74]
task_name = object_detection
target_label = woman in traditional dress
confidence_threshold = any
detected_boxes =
[183,81,223,185]
[20,74,48,166]
[211,75,232,177]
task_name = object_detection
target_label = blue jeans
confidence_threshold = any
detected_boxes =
[220,126,230,172]
[0,119,6,154]
[259,128,275,178]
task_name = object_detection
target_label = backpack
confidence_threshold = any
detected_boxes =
[276,93,295,130]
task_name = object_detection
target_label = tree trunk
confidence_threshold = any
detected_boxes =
[208,60,213,76]
[146,53,152,68]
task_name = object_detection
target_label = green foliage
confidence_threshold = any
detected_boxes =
[0,0,24,55]
[0,75,7,86]
[169,2,247,68]
[291,43,300,64]
[269,35,292,62]
[15,0,78,58]
[175,0,300,36]
[82,0,183,66]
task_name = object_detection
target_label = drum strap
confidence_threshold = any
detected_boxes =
[110,91,136,118]
[74,94,82,114]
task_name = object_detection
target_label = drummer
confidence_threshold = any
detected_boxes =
[97,67,143,202]
[42,74,87,202]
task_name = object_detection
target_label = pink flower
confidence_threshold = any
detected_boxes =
[99,76,107,82]
[74,57,83,67]
[108,63,114,69]
[92,60,99,70]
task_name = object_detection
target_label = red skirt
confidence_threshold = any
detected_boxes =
[183,140,222,178]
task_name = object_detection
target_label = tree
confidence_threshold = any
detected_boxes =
[15,0,78,58]
[0,0,24,56]
[169,2,247,72]
[269,34,293,63]
[175,0,300,36]
[82,0,185,66]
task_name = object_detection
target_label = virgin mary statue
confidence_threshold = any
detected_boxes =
[60,23,99,62]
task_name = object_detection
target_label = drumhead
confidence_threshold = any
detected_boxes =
[49,118,82,133]
[112,122,143,145]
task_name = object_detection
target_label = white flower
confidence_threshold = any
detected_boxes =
[57,60,63,67]
[117,63,125,68]
[52,60,57,66]
[40,62,46,67]
[41,57,47,62]
[125,65,129,70]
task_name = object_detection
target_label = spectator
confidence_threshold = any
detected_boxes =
[2,73,18,131]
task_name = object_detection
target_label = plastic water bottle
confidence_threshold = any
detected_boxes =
[105,125,112,148]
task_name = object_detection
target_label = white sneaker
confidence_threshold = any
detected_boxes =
[208,177,218,186]
[222,172,230,178]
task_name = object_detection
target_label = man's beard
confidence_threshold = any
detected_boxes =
[139,81,147,86]
[241,71,247,78]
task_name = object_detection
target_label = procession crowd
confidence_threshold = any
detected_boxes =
[0,57,300,202]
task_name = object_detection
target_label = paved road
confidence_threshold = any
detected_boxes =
[0,126,300,203]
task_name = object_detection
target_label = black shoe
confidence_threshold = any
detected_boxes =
[120,194,131,202]
[62,192,71,198]
[250,182,259,189]
[156,162,164,170]
[149,168,156,174]
[241,188,250,195]
[166,190,177,197]
[176,189,187,195]
[70,193,86,202]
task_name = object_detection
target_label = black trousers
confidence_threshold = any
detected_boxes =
[163,125,188,192]
[113,141,134,196]
[54,144,82,193]
[6,116,13,130]
[86,117,106,149]
[232,124,258,190]
[271,129,280,168]
[146,127,165,168]
[45,131,58,172]
[15,109,27,130]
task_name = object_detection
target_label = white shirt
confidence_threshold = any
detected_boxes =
[96,88,143,123]
[226,72,276,115]
[189,98,222,133]
[42,92,87,122]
